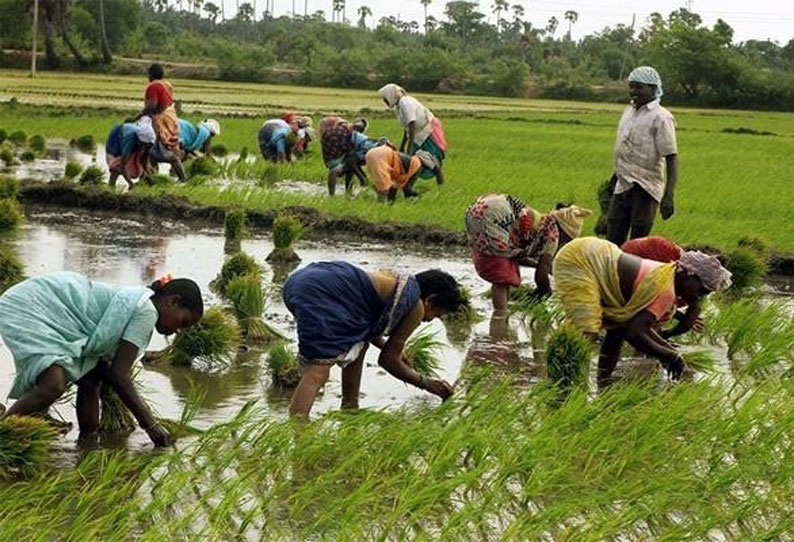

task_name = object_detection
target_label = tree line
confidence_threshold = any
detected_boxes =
[1,1,793,110]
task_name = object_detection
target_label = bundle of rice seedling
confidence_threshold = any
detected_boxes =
[187,155,219,177]
[683,350,718,374]
[210,144,228,157]
[73,134,95,153]
[99,382,136,434]
[593,174,616,236]
[79,166,105,186]
[8,130,26,146]
[405,330,445,378]
[1,148,14,167]
[0,129,6,144]
[0,245,25,294]
[266,215,302,263]
[143,173,172,187]
[545,325,592,391]
[19,150,35,162]
[224,209,248,241]
[0,176,19,198]
[63,161,83,180]
[168,307,242,366]
[266,340,301,388]
[237,146,249,162]
[260,165,279,185]
[725,247,766,295]
[442,285,480,324]
[212,251,262,296]
[0,198,23,231]
[737,236,769,261]
[28,135,46,153]
[0,415,57,479]
[226,274,285,343]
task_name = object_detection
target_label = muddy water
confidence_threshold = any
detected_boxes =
[0,207,539,451]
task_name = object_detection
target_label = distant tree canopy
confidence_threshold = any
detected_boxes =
[1,1,792,109]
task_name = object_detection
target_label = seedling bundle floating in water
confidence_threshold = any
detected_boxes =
[266,215,302,263]
[226,273,285,343]
[146,307,242,367]
[224,209,248,242]
[212,251,263,296]
[266,340,301,388]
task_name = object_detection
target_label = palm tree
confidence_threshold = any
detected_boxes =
[546,15,558,37]
[98,0,112,64]
[511,4,523,22]
[153,0,168,12]
[492,0,508,31]
[564,9,578,39]
[420,0,431,33]
[357,5,371,29]
[204,2,220,23]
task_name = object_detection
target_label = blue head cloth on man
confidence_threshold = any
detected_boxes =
[628,66,663,100]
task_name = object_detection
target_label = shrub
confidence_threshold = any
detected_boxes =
[405,330,444,378]
[0,416,57,479]
[0,198,23,231]
[63,161,83,180]
[187,155,220,177]
[0,176,20,199]
[212,251,262,296]
[545,326,592,392]
[168,307,242,366]
[28,135,46,153]
[226,273,285,343]
[266,215,302,263]
[1,148,14,167]
[8,131,26,146]
[19,151,35,162]
[0,245,25,294]
[79,166,105,185]
[725,248,766,294]
[73,134,96,153]
[266,340,301,388]
[224,209,247,241]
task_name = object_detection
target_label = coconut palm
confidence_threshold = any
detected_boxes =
[546,15,558,37]
[491,0,508,31]
[564,9,578,39]
[420,0,431,33]
[357,5,371,29]
[204,1,220,22]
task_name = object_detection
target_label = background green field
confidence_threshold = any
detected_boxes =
[2,70,793,252]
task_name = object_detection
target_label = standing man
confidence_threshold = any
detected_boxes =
[607,66,678,245]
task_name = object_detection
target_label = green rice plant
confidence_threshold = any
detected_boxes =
[99,382,135,434]
[261,164,279,185]
[0,128,6,143]
[143,173,172,187]
[545,325,592,391]
[63,161,83,180]
[0,176,19,198]
[593,174,616,236]
[28,134,45,153]
[226,273,285,343]
[405,329,444,378]
[156,417,204,438]
[0,415,56,479]
[187,155,220,177]
[212,251,262,296]
[73,134,95,153]
[8,130,26,146]
[0,245,25,294]
[736,235,769,260]
[266,340,301,388]
[210,144,228,157]
[683,349,718,374]
[237,146,249,162]
[724,247,766,294]
[224,209,248,241]
[160,307,243,367]
[266,215,302,263]
[79,165,105,186]
[0,148,14,167]
[0,198,23,231]
[19,150,35,162]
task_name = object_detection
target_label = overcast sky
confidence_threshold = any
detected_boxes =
[216,0,794,44]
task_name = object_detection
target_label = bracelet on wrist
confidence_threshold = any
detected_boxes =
[415,375,427,390]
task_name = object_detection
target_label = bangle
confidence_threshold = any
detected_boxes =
[416,375,427,390]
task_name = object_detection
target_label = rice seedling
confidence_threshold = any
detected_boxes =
[724,247,766,294]
[226,273,285,343]
[187,155,220,177]
[79,165,105,186]
[8,130,26,146]
[28,134,46,153]
[266,215,303,263]
[142,172,172,187]
[165,307,242,367]
[441,284,480,324]
[545,325,592,391]
[736,236,769,260]
[212,251,262,296]
[156,417,204,438]
[63,160,83,180]
[593,174,616,235]
[0,244,26,294]
[0,198,23,231]
[19,150,35,162]
[683,349,718,374]
[0,415,56,479]
[72,134,96,153]
[99,382,136,434]
[224,209,247,241]
[0,128,6,143]
[0,175,19,198]
[238,146,249,162]
[0,148,14,167]
[266,340,302,388]
[210,144,228,157]
[405,329,445,378]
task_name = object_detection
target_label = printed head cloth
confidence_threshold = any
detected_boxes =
[551,205,593,239]
[677,251,732,292]
[628,66,663,100]
[378,84,406,109]
[414,150,439,171]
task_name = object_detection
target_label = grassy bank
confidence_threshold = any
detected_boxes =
[2,70,794,252]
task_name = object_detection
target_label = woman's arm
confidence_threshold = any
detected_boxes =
[623,311,684,378]
[661,302,703,339]
[533,253,553,297]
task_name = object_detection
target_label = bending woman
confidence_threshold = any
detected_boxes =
[0,272,203,446]
[553,237,731,386]
[465,194,592,312]
[106,116,156,189]
[365,145,441,202]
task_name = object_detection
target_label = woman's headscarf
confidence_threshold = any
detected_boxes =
[135,116,156,144]
[378,84,406,109]
[628,66,664,100]
[550,205,593,239]
[677,251,732,292]
[201,118,221,136]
